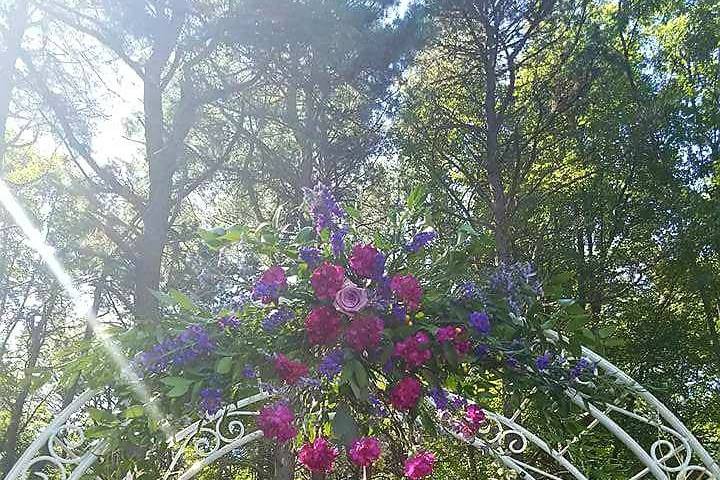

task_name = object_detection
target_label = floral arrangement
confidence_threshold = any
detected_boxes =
[121,183,601,479]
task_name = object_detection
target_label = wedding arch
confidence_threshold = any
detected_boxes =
[4,185,719,480]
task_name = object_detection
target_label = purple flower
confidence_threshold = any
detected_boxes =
[330,226,348,258]
[262,308,295,332]
[218,314,241,329]
[506,354,521,370]
[489,262,543,315]
[458,281,482,300]
[199,388,223,415]
[570,357,592,379]
[137,324,216,374]
[299,246,322,267]
[430,386,448,410]
[535,352,553,371]
[369,395,388,417]
[405,230,437,253]
[474,344,490,359]
[242,364,257,379]
[469,311,491,336]
[318,350,344,379]
[449,395,468,411]
[391,303,407,325]
[303,183,345,233]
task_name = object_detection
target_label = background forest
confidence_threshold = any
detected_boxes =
[0,0,718,478]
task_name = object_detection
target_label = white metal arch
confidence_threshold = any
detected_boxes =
[5,345,719,480]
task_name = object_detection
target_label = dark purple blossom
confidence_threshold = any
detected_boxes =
[137,324,216,373]
[304,183,345,233]
[299,246,322,267]
[535,352,553,371]
[369,395,388,417]
[469,311,491,336]
[474,344,490,359]
[430,386,448,410]
[391,303,407,325]
[218,314,241,329]
[570,357,593,379]
[330,226,348,258]
[506,355,521,370]
[199,388,223,415]
[318,350,344,379]
[457,281,482,301]
[242,364,257,379]
[262,308,295,332]
[405,231,437,253]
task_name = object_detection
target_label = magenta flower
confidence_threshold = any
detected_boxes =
[274,354,308,385]
[390,274,423,311]
[334,281,369,315]
[298,437,339,473]
[311,262,346,301]
[459,404,486,437]
[252,266,287,303]
[390,376,422,411]
[436,325,460,343]
[344,315,384,352]
[394,332,432,370]
[349,243,385,279]
[348,437,382,467]
[258,401,296,443]
[305,305,343,345]
[404,451,435,479]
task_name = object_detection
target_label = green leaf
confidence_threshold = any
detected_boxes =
[88,408,117,425]
[161,377,193,398]
[168,289,195,312]
[407,185,427,210]
[216,356,233,374]
[123,405,145,419]
[332,404,359,447]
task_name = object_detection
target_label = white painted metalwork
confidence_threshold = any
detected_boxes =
[5,342,719,480]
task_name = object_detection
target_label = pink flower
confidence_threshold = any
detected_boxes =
[390,376,422,411]
[258,401,296,443]
[252,266,287,303]
[311,262,345,301]
[274,354,308,385]
[394,332,432,370]
[345,315,384,352]
[298,437,339,473]
[305,306,342,345]
[436,326,460,343]
[348,437,382,467]
[404,451,435,479]
[390,274,423,311]
[349,244,385,279]
[454,339,472,355]
[465,404,486,433]
[334,281,369,315]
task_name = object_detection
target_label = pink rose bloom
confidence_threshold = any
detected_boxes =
[298,437,339,473]
[345,315,384,352]
[349,243,385,279]
[394,332,432,370]
[311,262,345,301]
[404,451,435,479]
[258,401,296,443]
[334,281,369,315]
[274,354,308,385]
[390,274,423,311]
[305,305,342,345]
[348,437,382,467]
[390,376,422,411]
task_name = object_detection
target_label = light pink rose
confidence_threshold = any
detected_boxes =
[334,282,368,315]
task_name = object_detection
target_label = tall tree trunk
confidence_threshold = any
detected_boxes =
[700,293,720,371]
[0,0,29,171]
[1,290,55,476]
[134,53,174,323]
[481,10,511,263]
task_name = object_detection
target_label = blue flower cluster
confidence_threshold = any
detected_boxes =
[318,349,344,379]
[137,324,215,373]
[303,183,345,233]
[299,246,322,267]
[469,311,491,336]
[489,262,543,315]
[405,230,437,253]
[261,308,295,332]
[457,281,483,301]
[199,388,223,415]
[430,386,449,410]
[218,314,241,329]
[535,352,553,371]
[569,357,593,379]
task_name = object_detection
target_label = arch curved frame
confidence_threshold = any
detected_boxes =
[5,345,718,480]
